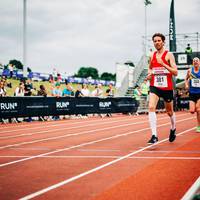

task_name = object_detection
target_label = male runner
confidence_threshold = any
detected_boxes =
[185,57,200,132]
[147,33,178,144]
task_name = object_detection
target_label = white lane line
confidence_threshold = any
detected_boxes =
[19,127,195,200]
[0,116,141,139]
[11,147,51,151]
[78,149,120,152]
[0,114,138,133]
[0,155,199,160]
[181,176,200,200]
[0,114,131,131]
[0,119,150,150]
[0,117,194,168]
[0,113,188,138]
[142,150,200,154]
[0,114,177,150]
[0,114,158,140]
[0,112,173,131]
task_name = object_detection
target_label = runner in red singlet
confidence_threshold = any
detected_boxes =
[147,33,178,144]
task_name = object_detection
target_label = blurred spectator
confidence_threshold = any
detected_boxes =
[106,83,114,97]
[133,85,141,101]
[92,84,103,97]
[14,82,25,122]
[49,74,54,83]
[15,82,25,96]
[81,84,90,97]
[185,43,192,54]
[0,81,6,96]
[57,73,62,83]
[37,84,47,97]
[52,82,62,97]
[24,79,34,122]
[24,78,33,96]
[185,44,193,64]
[0,75,11,88]
[140,79,149,96]
[63,81,73,97]
[37,85,48,121]
[8,63,14,78]
[52,68,57,81]
[75,84,83,98]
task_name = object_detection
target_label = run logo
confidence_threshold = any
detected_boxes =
[56,102,70,108]
[99,101,111,108]
[0,102,18,110]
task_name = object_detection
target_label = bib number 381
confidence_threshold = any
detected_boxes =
[154,75,167,87]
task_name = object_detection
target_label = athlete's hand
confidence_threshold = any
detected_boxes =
[185,84,189,90]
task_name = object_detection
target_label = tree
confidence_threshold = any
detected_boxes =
[9,59,23,70]
[27,67,32,72]
[100,72,116,81]
[124,61,135,67]
[75,67,99,79]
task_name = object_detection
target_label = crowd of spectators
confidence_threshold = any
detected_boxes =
[0,74,115,123]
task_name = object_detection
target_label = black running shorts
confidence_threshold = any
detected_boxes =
[189,93,200,103]
[150,86,174,103]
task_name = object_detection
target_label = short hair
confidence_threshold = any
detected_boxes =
[193,57,200,62]
[152,33,165,42]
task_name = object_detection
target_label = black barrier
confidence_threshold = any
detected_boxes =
[0,97,139,118]
[178,97,189,109]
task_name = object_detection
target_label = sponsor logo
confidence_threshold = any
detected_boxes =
[56,102,70,108]
[169,18,174,41]
[0,102,18,110]
[99,102,111,108]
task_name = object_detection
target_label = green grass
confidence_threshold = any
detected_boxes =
[5,78,112,96]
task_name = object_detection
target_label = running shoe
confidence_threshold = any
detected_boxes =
[196,126,200,133]
[147,135,158,144]
[169,129,176,142]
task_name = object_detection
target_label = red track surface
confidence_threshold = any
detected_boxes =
[0,111,199,200]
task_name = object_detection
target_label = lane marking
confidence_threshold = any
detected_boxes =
[181,176,200,200]
[19,127,195,200]
[142,150,200,154]
[0,116,144,138]
[0,117,195,168]
[0,113,188,138]
[78,149,120,152]
[0,155,199,160]
[0,115,193,150]
[0,112,175,131]
[0,115,178,149]
[0,114,142,133]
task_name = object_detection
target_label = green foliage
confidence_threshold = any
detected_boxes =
[75,67,116,81]
[75,67,99,79]
[9,59,23,70]
[100,72,116,81]
[176,78,184,84]
[27,67,32,72]
[124,61,135,67]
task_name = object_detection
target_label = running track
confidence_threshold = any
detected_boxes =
[0,111,199,200]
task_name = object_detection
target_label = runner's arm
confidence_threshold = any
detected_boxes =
[185,69,190,90]
[146,53,153,80]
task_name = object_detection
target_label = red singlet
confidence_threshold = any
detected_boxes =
[150,50,174,90]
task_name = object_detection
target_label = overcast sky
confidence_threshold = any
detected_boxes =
[0,0,199,76]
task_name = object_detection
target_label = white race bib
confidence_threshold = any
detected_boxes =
[191,79,200,87]
[154,75,168,87]
[152,67,170,75]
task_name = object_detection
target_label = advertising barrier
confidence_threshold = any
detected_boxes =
[0,97,139,118]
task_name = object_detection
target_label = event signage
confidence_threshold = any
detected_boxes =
[0,97,138,118]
